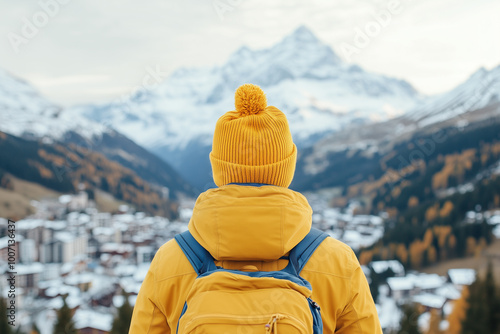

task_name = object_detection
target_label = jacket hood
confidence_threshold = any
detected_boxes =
[188,184,312,261]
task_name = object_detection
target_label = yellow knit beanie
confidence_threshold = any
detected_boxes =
[210,84,297,188]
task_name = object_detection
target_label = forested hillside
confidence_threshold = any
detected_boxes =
[0,131,178,218]
[296,118,500,268]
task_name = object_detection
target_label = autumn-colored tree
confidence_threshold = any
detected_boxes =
[408,196,419,208]
[439,200,454,218]
[425,204,439,222]
[423,229,434,248]
[396,244,408,265]
[434,226,451,248]
[359,250,373,265]
[447,286,469,334]
[427,246,437,264]
[465,237,476,257]
[426,309,442,334]
[409,240,425,268]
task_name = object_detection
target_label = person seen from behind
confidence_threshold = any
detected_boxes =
[129,83,382,333]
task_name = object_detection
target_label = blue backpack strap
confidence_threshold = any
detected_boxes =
[288,228,329,274]
[174,231,215,275]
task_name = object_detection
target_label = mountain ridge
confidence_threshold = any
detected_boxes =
[0,68,196,201]
[70,25,421,189]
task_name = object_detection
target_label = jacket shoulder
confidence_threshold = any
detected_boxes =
[302,236,359,279]
[148,238,196,282]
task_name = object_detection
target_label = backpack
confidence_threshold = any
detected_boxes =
[174,227,328,334]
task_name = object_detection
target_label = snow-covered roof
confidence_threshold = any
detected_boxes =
[60,262,74,275]
[371,260,405,276]
[93,226,116,236]
[45,284,80,298]
[114,264,137,277]
[0,236,9,249]
[351,215,383,226]
[387,276,414,291]
[59,194,72,204]
[101,242,134,253]
[16,262,44,275]
[73,309,113,331]
[65,272,95,285]
[113,213,135,223]
[133,263,151,282]
[494,225,500,239]
[47,295,82,310]
[387,273,446,291]
[435,283,461,300]
[488,214,500,225]
[119,278,142,294]
[54,231,76,243]
[414,274,446,290]
[448,268,476,286]
[341,229,383,251]
[413,293,447,309]
[17,219,67,231]
[376,296,401,330]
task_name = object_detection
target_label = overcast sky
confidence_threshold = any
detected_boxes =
[1,0,499,106]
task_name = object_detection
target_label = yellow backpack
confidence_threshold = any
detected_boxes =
[174,228,328,334]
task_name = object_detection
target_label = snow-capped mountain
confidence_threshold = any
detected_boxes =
[71,26,421,189]
[298,65,500,178]
[403,65,500,128]
[0,68,195,198]
[0,68,108,141]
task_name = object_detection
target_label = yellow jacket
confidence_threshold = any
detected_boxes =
[129,184,382,333]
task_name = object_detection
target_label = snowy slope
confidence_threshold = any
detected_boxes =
[72,26,420,151]
[0,68,109,140]
[68,26,421,188]
[0,68,196,197]
[299,65,500,177]
[404,65,500,127]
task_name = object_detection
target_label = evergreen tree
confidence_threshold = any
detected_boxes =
[0,296,13,334]
[461,278,488,334]
[484,261,500,333]
[398,303,421,334]
[110,292,134,334]
[53,297,76,334]
[461,263,500,334]
[369,267,380,304]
